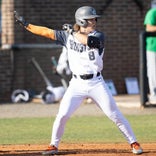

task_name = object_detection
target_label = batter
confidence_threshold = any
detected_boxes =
[14,6,143,155]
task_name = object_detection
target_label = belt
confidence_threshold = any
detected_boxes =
[73,72,100,80]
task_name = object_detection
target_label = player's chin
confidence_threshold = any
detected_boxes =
[87,26,96,32]
[90,25,96,30]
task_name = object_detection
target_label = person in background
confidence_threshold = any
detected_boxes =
[51,45,71,89]
[56,46,71,76]
[144,0,156,103]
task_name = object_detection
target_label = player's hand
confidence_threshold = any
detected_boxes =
[62,24,73,34]
[52,66,57,74]
[14,11,29,27]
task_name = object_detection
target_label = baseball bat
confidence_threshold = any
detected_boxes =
[51,56,68,90]
[30,57,53,87]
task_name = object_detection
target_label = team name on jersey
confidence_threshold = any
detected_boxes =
[69,39,86,53]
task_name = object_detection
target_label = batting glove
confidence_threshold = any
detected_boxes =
[14,11,29,27]
[62,23,73,34]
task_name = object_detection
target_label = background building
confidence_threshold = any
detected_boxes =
[0,0,151,102]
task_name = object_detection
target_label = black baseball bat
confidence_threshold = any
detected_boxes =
[30,57,53,87]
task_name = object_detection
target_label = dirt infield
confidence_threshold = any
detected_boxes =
[0,95,156,155]
[0,143,156,155]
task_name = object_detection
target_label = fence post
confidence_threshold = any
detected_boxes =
[139,31,148,107]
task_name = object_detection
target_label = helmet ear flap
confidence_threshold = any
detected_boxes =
[76,18,87,27]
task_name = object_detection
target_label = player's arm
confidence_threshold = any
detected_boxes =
[14,11,55,40]
[26,24,55,40]
[74,31,104,49]
[146,24,156,32]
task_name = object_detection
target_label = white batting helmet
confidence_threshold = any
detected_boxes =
[41,89,55,104]
[75,6,100,27]
[11,89,30,103]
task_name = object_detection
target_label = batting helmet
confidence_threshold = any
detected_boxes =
[75,6,100,27]
[41,89,55,104]
[11,89,30,103]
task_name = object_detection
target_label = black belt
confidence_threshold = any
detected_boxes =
[73,72,100,80]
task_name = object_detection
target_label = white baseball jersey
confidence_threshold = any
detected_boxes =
[55,30,104,75]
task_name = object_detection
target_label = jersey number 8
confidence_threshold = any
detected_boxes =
[88,51,95,60]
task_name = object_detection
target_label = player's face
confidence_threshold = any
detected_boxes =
[87,18,97,29]
[80,18,97,34]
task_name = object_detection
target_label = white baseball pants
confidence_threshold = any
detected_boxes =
[147,51,156,97]
[50,76,137,147]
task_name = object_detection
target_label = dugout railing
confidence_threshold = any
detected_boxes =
[139,31,156,107]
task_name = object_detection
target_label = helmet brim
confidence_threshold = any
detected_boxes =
[83,15,100,19]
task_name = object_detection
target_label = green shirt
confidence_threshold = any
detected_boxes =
[144,8,156,52]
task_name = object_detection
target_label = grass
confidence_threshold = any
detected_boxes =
[0,115,156,145]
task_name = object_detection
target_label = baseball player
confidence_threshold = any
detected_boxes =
[56,46,71,76]
[51,46,71,89]
[14,6,143,155]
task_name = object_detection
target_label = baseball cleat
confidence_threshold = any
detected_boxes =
[42,145,58,155]
[131,142,143,154]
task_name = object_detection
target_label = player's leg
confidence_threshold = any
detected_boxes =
[89,80,137,144]
[89,80,143,154]
[147,51,156,102]
[43,83,85,155]
[50,81,85,147]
